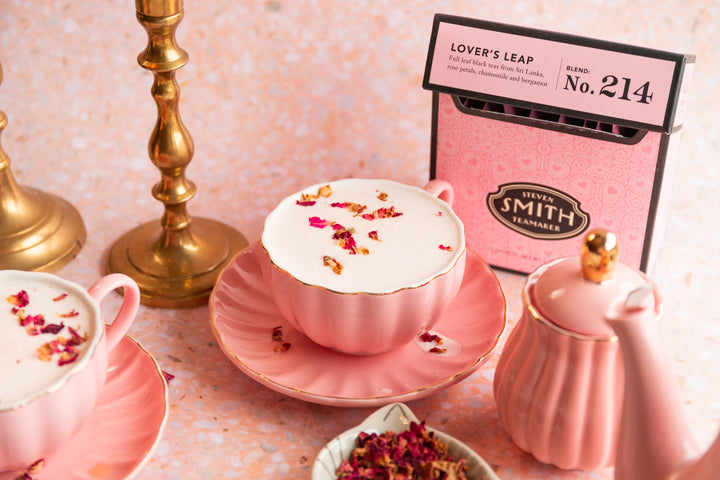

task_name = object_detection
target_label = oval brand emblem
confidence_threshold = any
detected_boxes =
[486,183,590,240]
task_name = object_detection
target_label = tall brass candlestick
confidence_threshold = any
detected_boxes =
[0,62,86,272]
[107,0,248,308]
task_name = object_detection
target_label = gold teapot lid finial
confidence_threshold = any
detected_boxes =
[581,229,619,283]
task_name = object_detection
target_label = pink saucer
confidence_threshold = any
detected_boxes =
[210,241,506,407]
[1,336,169,480]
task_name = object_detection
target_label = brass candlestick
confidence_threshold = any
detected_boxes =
[0,62,86,272]
[107,0,248,308]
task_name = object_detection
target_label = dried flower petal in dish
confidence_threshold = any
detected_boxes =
[312,403,500,480]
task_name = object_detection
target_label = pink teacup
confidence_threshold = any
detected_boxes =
[260,178,466,354]
[0,270,140,473]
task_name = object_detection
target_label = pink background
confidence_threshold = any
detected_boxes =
[1,1,719,479]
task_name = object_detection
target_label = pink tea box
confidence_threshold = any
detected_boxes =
[422,14,694,274]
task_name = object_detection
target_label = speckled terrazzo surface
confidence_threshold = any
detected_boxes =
[1,1,719,478]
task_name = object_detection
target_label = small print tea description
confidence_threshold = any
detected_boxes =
[446,45,548,88]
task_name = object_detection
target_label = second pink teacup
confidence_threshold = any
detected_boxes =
[260,178,466,354]
[0,271,140,473]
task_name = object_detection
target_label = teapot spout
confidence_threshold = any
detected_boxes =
[605,285,699,480]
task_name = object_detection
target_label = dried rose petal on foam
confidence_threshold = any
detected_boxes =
[368,230,380,241]
[377,192,388,201]
[7,290,29,308]
[430,346,448,354]
[41,322,65,335]
[162,371,175,383]
[323,256,343,275]
[439,244,453,252]
[57,309,79,318]
[317,185,333,198]
[66,326,88,346]
[309,216,334,229]
[52,293,68,302]
[331,201,367,215]
[361,205,403,220]
[58,350,79,366]
[37,343,54,362]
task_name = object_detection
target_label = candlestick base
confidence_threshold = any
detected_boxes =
[107,218,248,308]
[0,186,86,272]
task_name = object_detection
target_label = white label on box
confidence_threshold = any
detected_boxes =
[425,18,687,130]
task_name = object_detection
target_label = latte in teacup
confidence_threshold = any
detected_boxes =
[262,178,465,294]
[0,277,96,408]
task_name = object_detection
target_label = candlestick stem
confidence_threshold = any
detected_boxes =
[107,1,247,308]
[0,62,86,272]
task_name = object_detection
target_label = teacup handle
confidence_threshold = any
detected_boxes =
[423,179,454,207]
[87,273,141,352]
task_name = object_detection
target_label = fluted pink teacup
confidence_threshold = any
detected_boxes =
[0,271,140,472]
[260,178,466,354]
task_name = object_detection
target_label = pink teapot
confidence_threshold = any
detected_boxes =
[493,229,649,470]
[605,283,720,479]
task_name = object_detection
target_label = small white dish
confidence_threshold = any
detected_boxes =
[312,402,501,480]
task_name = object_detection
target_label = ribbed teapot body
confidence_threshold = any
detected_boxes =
[493,302,624,470]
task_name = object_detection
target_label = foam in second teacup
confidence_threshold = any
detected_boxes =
[262,179,465,294]
[0,276,97,408]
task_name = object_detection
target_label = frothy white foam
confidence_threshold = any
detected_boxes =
[0,276,96,408]
[262,179,465,294]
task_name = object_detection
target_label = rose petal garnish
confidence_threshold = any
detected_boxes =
[37,343,54,362]
[439,244,453,251]
[58,350,79,366]
[331,202,367,215]
[273,342,291,352]
[26,458,45,475]
[66,326,87,346]
[271,326,283,342]
[308,216,334,229]
[368,230,380,241]
[430,346,448,354]
[317,185,333,197]
[377,192,388,201]
[323,256,343,275]
[52,293,68,302]
[162,371,175,383]
[41,322,65,335]
[419,332,443,344]
[361,205,402,220]
[7,290,29,308]
[57,309,79,318]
